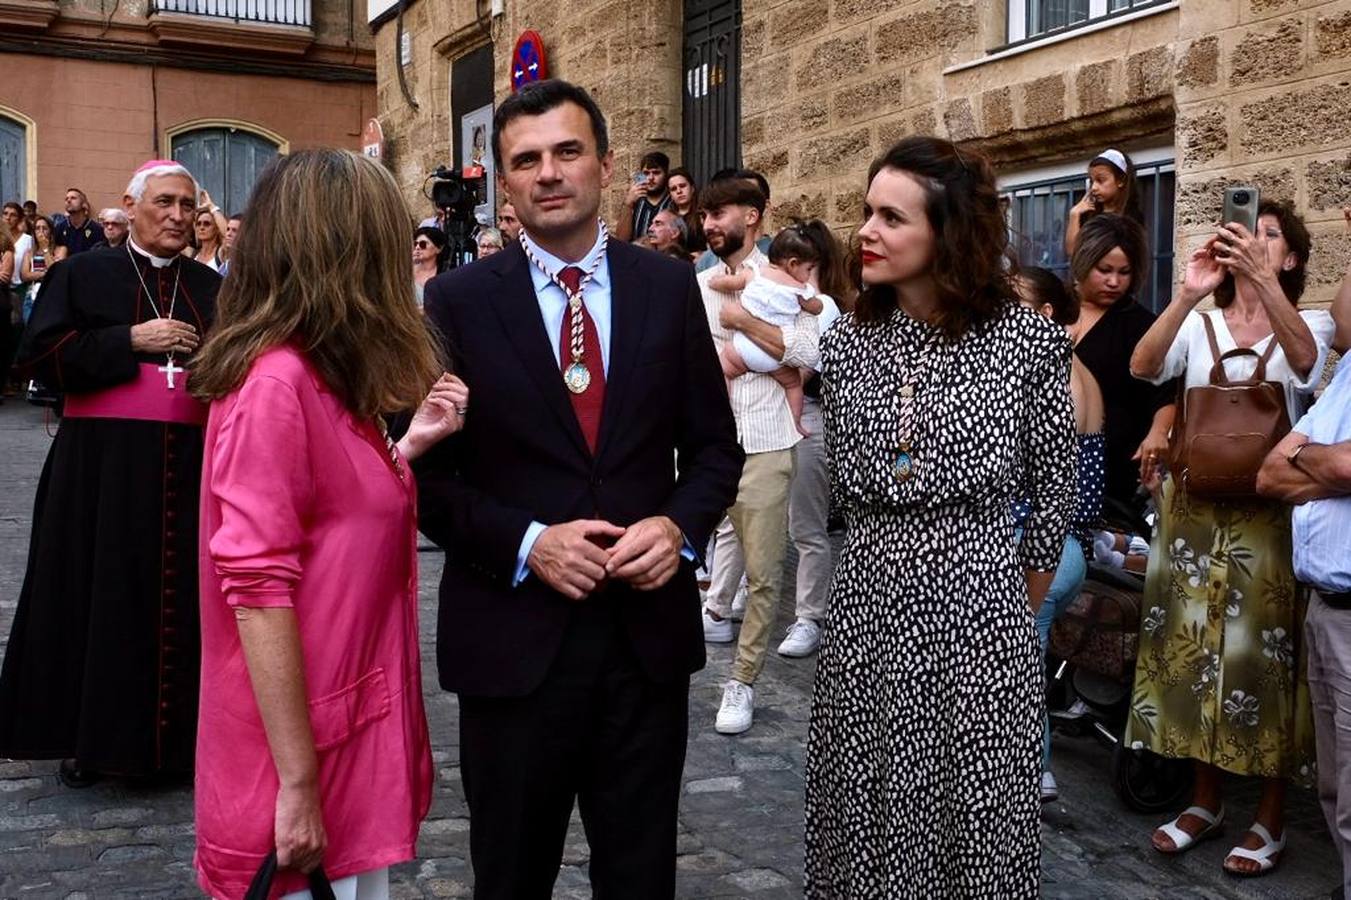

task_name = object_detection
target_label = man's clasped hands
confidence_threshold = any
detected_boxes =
[526,515,686,600]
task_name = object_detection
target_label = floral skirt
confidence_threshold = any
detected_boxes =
[1125,479,1315,782]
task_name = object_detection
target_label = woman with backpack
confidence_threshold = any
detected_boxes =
[1127,199,1334,877]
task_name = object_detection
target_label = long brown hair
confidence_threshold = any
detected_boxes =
[853,137,1016,339]
[192,150,444,417]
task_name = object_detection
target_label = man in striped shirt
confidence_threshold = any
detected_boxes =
[697,177,821,735]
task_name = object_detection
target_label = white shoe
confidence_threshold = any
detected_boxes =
[715,680,754,734]
[1040,770,1059,804]
[730,581,748,621]
[702,607,734,643]
[777,618,821,658]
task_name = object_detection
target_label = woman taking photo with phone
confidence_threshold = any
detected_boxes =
[1127,199,1333,877]
[19,216,54,322]
[806,136,1075,897]
[191,149,467,899]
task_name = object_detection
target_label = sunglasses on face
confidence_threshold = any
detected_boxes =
[414,240,433,249]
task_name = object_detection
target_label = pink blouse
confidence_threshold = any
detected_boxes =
[195,346,432,899]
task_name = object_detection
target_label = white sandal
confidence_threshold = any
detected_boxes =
[1223,822,1285,876]
[1154,805,1225,854]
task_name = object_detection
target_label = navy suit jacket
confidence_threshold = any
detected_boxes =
[416,239,743,697]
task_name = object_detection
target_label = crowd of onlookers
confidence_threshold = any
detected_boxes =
[3,115,1350,896]
[561,142,1351,889]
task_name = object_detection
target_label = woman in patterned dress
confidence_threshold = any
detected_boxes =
[1126,200,1332,876]
[804,136,1077,898]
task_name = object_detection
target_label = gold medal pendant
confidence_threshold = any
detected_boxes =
[564,361,592,394]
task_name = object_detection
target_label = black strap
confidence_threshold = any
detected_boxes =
[244,851,337,900]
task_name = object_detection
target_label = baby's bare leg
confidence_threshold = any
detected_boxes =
[721,341,750,382]
[770,366,811,436]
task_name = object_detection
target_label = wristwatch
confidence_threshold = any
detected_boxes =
[1288,442,1310,470]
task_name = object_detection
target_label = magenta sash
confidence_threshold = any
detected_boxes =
[62,363,207,426]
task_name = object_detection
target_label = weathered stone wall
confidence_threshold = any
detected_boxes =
[373,0,683,225]
[740,0,1179,233]
[375,0,1351,306]
[1175,0,1351,306]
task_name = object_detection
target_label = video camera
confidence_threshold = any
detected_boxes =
[424,165,483,269]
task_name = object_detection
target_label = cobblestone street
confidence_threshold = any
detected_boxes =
[0,401,1341,899]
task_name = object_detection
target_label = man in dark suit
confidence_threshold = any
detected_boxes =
[416,80,743,899]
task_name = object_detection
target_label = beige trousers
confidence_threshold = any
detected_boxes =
[705,448,795,685]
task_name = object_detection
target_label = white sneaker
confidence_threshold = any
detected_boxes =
[702,607,734,643]
[1041,770,1059,803]
[730,581,748,621]
[715,680,755,734]
[777,618,821,658]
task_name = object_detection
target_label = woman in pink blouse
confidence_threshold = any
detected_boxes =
[190,149,467,899]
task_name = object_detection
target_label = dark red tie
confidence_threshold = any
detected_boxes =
[557,266,606,454]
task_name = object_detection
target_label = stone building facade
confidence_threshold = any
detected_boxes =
[0,0,375,215]
[373,0,1351,306]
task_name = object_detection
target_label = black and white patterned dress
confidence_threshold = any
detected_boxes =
[805,303,1077,898]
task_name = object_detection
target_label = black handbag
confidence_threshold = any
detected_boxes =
[244,850,337,900]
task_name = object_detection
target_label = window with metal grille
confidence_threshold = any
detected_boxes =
[153,0,311,27]
[171,127,280,217]
[1008,0,1172,45]
[682,0,741,189]
[1003,154,1175,313]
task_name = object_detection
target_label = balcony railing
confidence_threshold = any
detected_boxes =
[153,0,312,28]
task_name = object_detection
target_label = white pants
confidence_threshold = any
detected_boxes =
[281,867,390,900]
[732,330,782,373]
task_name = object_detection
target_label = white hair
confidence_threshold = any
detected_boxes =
[124,163,199,202]
[99,208,128,224]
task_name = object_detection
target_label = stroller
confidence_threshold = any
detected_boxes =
[1045,497,1193,813]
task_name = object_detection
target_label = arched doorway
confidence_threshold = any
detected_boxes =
[0,114,28,204]
[169,124,281,215]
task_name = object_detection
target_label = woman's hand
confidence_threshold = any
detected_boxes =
[1132,427,1170,492]
[398,373,468,461]
[1214,221,1273,284]
[1179,236,1226,305]
[1071,193,1096,217]
[274,781,327,873]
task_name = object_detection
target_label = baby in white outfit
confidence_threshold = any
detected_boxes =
[710,222,835,436]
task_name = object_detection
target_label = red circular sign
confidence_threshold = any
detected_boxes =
[511,30,548,92]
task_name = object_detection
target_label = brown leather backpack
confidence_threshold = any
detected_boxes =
[1167,313,1291,501]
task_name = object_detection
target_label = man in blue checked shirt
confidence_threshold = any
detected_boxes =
[1259,347,1351,900]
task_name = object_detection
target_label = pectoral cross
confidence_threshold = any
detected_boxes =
[158,358,184,389]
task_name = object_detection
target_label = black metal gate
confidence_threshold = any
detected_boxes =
[682,0,741,188]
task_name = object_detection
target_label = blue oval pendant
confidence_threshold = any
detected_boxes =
[894,450,914,481]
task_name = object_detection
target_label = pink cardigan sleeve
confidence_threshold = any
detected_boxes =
[207,373,315,608]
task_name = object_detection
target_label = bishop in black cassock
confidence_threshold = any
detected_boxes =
[0,161,220,783]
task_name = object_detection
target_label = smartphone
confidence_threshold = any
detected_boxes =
[32,253,45,273]
[1221,185,1260,235]
[632,171,648,186]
